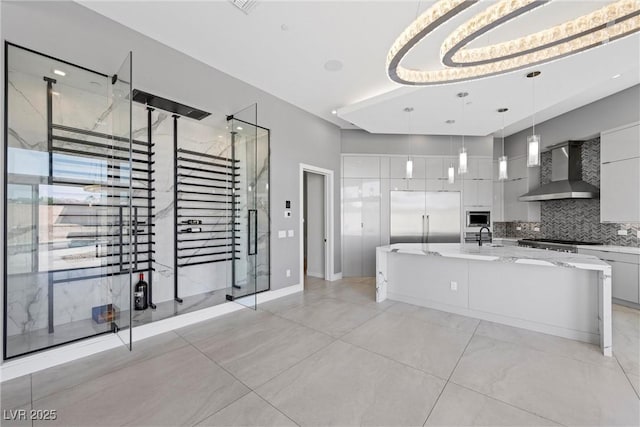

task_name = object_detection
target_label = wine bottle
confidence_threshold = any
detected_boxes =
[134,273,148,311]
[184,227,202,233]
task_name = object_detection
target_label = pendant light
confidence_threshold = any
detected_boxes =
[526,71,541,167]
[404,107,414,179]
[497,108,508,181]
[447,134,455,184]
[457,92,468,175]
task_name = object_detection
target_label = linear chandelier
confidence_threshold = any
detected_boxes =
[387,0,640,86]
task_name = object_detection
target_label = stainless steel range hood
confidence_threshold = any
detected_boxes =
[519,141,599,202]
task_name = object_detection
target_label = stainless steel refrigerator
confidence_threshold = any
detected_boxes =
[390,191,461,244]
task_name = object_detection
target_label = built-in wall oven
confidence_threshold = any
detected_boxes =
[466,210,490,228]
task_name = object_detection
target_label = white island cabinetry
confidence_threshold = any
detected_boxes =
[376,243,612,356]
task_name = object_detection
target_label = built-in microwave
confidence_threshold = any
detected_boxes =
[466,210,490,228]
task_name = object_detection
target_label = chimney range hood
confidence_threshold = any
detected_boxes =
[519,141,599,202]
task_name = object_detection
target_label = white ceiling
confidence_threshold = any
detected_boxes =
[79,0,640,137]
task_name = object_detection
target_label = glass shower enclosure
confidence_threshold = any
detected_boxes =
[227,104,270,309]
[4,43,134,358]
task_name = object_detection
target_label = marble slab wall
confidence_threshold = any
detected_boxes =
[494,137,640,247]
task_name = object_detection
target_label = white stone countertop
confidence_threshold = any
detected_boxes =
[576,245,640,255]
[378,243,611,272]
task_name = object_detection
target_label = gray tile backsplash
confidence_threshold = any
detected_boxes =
[495,137,640,247]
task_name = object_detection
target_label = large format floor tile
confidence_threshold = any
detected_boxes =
[343,311,473,379]
[31,331,188,401]
[197,392,297,426]
[385,301,480,333]
[0,375,31,410]
[176,307,272,346]
[612,305,640,376]
[32,345,249,426]
[192,312,334,388]
[475,320,619,369]
[278,297,380,338]
[451,335,640,426]
[425,382,560,426]
[258,291,325,315]
[256,340,445,426]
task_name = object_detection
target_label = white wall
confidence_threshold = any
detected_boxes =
[305,173,325,278]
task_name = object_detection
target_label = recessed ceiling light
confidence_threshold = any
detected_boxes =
[445,119,455,124]
[403,107,414,112]
[612,73,622,79]
[324,60,343,72]
[497,108,509,113]
[457,92,469,98]
[237,126,243,130]
[331,110,337,115]
[526,71,541,78]
[53,69,66,77]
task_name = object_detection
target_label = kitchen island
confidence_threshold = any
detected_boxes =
[376,243,613,356]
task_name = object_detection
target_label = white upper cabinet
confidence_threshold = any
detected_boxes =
[463,180,493,206]
[601,123,640,164]
[390,157,426,179]
[343,156,380,178]
[600,123,640,223]
[425,158,445,179]
[601,158,640,223]
[465,158,493,180]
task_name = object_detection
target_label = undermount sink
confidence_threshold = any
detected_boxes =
[482,244,503,248]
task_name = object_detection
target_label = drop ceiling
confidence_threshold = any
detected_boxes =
[79,0,640,137]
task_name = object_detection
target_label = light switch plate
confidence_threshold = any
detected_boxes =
[278,230,286,238]
[450,281,458,291]
[287,229,294,237]
[516,226,522,231]
[534,227,540,232]
[286,269,291,277]
[617,229,628,236]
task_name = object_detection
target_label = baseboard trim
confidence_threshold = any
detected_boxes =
[306,271,325,279]
[1,283,303,382]
[330,272,342,281]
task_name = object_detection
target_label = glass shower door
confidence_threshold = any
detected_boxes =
[228,104,260,309]
[109,52,133,348]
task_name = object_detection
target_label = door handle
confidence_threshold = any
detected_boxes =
[248,209,258,256]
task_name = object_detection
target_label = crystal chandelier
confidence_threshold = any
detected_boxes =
[387,0,640,85]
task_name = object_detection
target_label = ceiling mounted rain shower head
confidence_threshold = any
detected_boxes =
[132,89,211,120]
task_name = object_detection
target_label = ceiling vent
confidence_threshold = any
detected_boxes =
[229,0,258,14]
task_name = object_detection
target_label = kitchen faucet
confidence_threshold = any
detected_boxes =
[478,226,492,247]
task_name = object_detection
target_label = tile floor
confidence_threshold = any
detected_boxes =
[1,276,639,426]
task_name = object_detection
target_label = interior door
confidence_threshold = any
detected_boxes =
[229,104,258,309]
[390,191,426,244]
[110,52,133,349]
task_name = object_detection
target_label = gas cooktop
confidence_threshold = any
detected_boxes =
[519,238,602,246]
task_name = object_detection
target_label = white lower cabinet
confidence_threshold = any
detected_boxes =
[578,248,640,304]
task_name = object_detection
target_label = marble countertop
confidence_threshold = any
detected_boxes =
[378,243,610,272]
